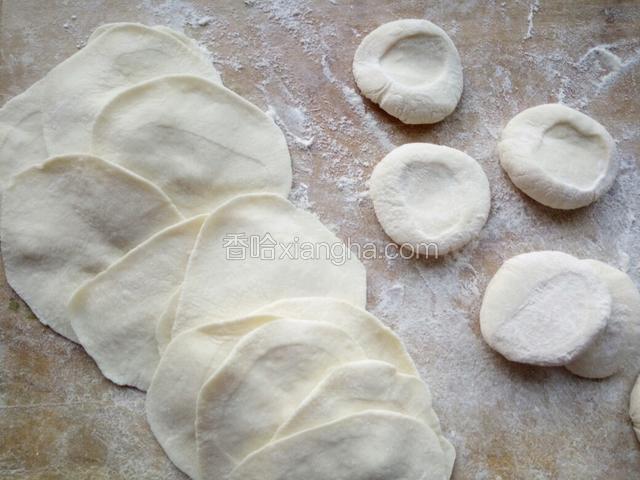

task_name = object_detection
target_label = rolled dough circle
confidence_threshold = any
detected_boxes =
[480,251,611,366]
[352,19,463,124]
[369,143,490,256]
[498,103,617,209]
[92,74,291,217]
[565,260,640,379]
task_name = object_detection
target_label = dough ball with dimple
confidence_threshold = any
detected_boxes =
[369,143,490,256]
[565,260,640,379]
[353,19,463,124]
[498,103,617,210]
[480,251,611,366]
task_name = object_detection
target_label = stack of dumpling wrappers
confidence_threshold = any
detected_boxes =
[0,23,455,479]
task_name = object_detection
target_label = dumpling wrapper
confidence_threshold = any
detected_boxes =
[229,410,450,480]
[0,23,212,190]
[274,359,455,476]
[195,319,367,479]
[41,23,221,155]
[155,288,181,355]
[0,80,48,190]
[147,297,414,479]
[172,193,367,335]
[0,154,181,341]
[69,215,205,390]
[92,74,291,217]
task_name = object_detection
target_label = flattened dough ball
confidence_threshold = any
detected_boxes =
[498,104,617,209]
[480,251,611,366]
[353,19,463,124]
[369,143,490,256]
[565,260,640,379]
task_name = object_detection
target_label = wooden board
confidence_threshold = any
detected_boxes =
[1,0,639,478]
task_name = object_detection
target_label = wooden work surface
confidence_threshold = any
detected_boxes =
[1,1,639,478]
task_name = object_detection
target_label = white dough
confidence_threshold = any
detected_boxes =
[68,215,205,390]
[353,19,463,124]
[155,288,181,355]
[0,81,48,190]
[369,143,490,256]
[92,75,292,216]
[41,23,221,155]
[147,314,283,479]
[88,23,209,64]
[565,260,640,379]
[0,155,181,341]
[480,251,611,366]
[630,374,640,442]
[274,359,456,476]
[147,297,415,478]
[0,24,121,189]
[172,194,367,335]
[196,319,366,478]
[498,103,617,210]
[253,297,417,374]
[230,410,450,480]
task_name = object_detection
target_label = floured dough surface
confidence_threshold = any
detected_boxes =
[147,297,416,478]
[353,19,463,124]
[172,193,367,335]
[274,359,455,476]
[498,103,617,210]
[369,143,490,256]
[565,260,640,379]
[480,251,611,366]
[230,410,449,480]
[68,215,204,390]
[41,23,221,155]
[196,319,366,478]
[0,154,181,341]
[92,74,291,216]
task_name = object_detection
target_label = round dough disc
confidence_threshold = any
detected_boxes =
[565,260,640,379]
[480,251,611,366]
[352,19,463,124]
[41,23,221,155]
[230,411,450,480]
[369,143,490,256]
[172,193,367,335]
[69,215,204,391]
[92,75,291,217]
[196,319,367,479]
[0,154,181,341]
[498,103,617,210]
